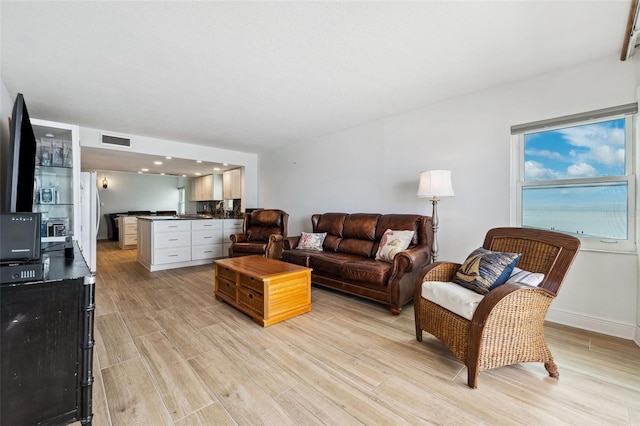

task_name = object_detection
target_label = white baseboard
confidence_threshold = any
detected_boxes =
[547,307,638,343]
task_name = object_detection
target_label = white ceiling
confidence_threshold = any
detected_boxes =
[0,1,633,174]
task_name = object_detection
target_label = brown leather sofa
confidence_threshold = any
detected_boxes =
[229,209,288,259]
[282,213,433,314]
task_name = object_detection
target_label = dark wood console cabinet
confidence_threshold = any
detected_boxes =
[1,244,94,425]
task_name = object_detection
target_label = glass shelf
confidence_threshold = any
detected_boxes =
[31,119,79,243]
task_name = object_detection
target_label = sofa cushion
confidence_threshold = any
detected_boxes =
[296,232,326,251]
[452,247,521,294]
[232,242,268,254]
[342,214,380,240]
[338,239,376,258]
[340,259,392,286]
[421,281,484,321]
[281,249,311,267]
[247,226,281,242]
[507,267,545,286]
[251,210,283,226]
[375,215,421,247]
[309,252,362,277]
[314,213,346,252]
[315,213,347,237]
[375,229,415,262]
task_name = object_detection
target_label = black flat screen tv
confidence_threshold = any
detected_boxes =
[2,93,37,213]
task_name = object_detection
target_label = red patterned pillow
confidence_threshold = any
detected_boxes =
[296,232,327,251]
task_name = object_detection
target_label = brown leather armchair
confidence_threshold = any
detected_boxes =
[229,209,289,259]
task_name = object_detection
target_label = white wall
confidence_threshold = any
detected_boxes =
[94,170,181,240]
[1,81,14,201]
[259,54,640,342]
[0,80,12,145]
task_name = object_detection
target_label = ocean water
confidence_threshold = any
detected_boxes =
[522,208,627,240]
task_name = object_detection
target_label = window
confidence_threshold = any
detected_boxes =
[178,187,186,215]
[511,103,637,252]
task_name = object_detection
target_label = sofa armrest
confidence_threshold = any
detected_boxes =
[393,246,431,275]
[266,234,284,259]
[229,233,247,243]
[387,246,434,314]
[284,236,300,251]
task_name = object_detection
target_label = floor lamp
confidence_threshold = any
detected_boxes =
[417,170,454,263]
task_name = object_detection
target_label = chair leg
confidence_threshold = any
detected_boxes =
[415,326,422,342]
[467,364,479,389]
[390,306,401,315]
[544,360,559,378]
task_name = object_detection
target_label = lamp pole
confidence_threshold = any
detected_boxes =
[416,170,454,264]
[431,197,440,263]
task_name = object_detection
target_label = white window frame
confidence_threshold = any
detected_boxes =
[510,105,638,254]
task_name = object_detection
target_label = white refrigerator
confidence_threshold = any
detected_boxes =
[79,171,100,273]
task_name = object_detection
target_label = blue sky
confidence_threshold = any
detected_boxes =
[522,118,628,237]
[524,118,625,181]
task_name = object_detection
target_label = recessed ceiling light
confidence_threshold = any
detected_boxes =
[213,167,220,171]
[196,160,202,163]
[154,161,163,165]
[223,163,228,166]
[195,172,201,176]
[160,173,165,176]
[165,156,172,160]
[138,171,142,174]
[141,168,149,172]
[182,174,187,177]
[45,133,55,138]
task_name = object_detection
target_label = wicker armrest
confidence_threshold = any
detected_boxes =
[468,283,558,373]
[421,261,461,282]
[473,282,556,322]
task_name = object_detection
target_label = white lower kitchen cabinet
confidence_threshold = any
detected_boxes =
[117,216,138,249]
[137,217,234,271]
[222,218,243,257]
[192,219,224,260]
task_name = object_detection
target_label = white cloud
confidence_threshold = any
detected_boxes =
[590,145,624,166]
[525,160,558,180]
[558,123,625,166]
[524,148,565,160]
[567,162,597,178]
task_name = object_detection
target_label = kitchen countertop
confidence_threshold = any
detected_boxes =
[136,215,244,221]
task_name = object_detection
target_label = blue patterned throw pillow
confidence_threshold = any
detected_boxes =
[452,247,521,294]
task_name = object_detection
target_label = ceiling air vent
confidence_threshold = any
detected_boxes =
[101,134,131,147]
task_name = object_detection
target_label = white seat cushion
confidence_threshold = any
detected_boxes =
[421,281,484,321]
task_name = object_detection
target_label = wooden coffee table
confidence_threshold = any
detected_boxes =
[214,255,312,326]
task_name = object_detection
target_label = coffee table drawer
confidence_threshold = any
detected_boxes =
[239,274,263,294]
[238,286,264,315]
[217,276,236,300]
[217,265,236,281]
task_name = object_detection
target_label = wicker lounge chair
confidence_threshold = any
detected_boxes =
[414,227,580,388]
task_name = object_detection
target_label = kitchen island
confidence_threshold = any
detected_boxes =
[137,216,243,272]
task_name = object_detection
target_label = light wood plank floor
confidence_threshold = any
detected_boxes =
[89,241,640,425]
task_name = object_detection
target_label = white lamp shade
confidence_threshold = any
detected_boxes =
[417,170,454,198]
